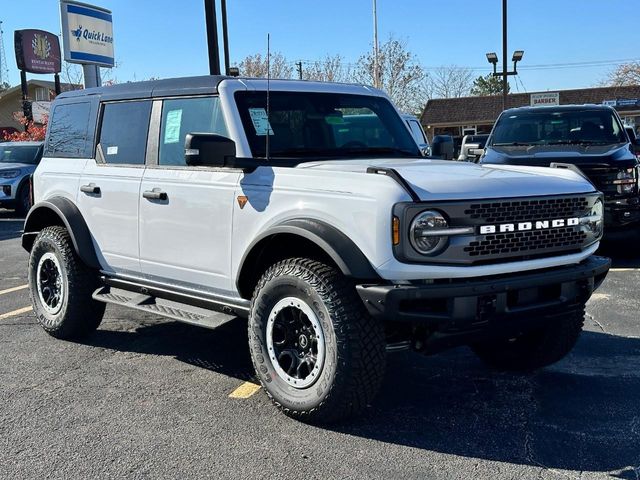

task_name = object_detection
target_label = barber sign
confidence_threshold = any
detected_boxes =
[530,92,560,107]
[60,1,114,67]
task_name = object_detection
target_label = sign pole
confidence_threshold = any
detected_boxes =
[82,64,101,88]
[54,72,61,95]
[204,0,221,75]
[19,70,32,128]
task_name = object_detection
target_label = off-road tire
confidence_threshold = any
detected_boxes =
[471,306,585,372]
[28,226,105,339]
[248,258,386,423]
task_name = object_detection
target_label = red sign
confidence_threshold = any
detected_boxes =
[14,29,61,74]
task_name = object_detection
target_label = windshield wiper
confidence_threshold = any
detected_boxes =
[492,142,534,146]
[547,140,612,146]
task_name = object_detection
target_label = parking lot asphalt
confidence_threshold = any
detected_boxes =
[0,208,638,480]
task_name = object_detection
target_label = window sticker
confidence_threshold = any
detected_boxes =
[106,146,118,155]
[164,109,183,144]
[248,108,274,136]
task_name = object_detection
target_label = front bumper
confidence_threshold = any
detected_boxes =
[604,196,640,228]
[357,255,610,330]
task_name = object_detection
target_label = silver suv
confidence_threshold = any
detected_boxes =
[0,141,42,215]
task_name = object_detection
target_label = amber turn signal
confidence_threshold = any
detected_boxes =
[392,216,400,245]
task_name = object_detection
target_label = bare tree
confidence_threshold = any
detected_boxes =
[426,66,473,99]
[61,61,84,87]
[238,52,292,79]
[353,36,428,114]
[302,55,350,83]
[603,61,640,87]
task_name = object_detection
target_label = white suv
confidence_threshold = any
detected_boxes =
[23,76,610,423]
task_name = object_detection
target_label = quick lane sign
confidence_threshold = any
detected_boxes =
[60,1,114,67]
[530,92,559,107]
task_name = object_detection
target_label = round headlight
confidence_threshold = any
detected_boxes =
[410,210,449,255]
[588,199,604,237]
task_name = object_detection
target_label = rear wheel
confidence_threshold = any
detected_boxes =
[29,226,105,339]
[248,258,386,423]
[471,307,585,371]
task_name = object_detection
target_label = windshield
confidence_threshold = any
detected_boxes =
[490,109,627,146]
[235,91,421,159]
[0,144,41,164]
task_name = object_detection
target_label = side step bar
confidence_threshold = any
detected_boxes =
[93,285,237,330]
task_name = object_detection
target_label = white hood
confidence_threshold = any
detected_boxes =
[299,158,596,201]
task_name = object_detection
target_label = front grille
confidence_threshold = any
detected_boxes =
[465,196,589,223]
[464,227,588,257]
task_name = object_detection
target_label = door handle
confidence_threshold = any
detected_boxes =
[80,183,100,194]
[143,188,168,201]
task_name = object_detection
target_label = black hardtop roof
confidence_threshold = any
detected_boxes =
[502,104,616,115]
[56,75,230,101]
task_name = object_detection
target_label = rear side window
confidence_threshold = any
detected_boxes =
[98,101,152,165]
[407,120,427,144]
[158,97,228,166]
[45,102,92,158]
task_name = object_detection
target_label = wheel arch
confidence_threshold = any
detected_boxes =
[22,197,100,269]
[236,218,380,299]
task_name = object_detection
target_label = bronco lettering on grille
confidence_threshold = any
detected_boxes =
[479,217,580,234]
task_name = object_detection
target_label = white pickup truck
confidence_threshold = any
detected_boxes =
[23,76,609,422]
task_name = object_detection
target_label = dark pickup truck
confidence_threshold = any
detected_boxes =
[480,104,640,233]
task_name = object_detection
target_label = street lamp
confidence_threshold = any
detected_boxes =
[485,0,524,110]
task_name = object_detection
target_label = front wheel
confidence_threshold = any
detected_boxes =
[471,307,586,372]
[248,258,386,423]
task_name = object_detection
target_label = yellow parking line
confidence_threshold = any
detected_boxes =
[0,306,32,321]
[0,284,28,296]
[229,381,261,399]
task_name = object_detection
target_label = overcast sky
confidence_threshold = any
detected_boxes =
[3,0,639,93]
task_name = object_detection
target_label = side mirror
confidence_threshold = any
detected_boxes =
[418,144,430,156]
[430,135,454,160]
[185,133,236,167]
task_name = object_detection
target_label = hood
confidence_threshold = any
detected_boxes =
[483,143,637,168]
[298,158,595,201]
[0,163,29,171]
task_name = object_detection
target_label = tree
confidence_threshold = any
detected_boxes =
[603,61,640,86]
[470,74,509,96]
[302,55,349,83]
[353,36,428,114]
[238,52,292,79]
[426,66,473,99]
[3,113,48,142]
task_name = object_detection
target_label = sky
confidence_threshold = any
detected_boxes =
[2,0,639,94]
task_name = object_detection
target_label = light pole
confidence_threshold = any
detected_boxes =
[486,0,523,110]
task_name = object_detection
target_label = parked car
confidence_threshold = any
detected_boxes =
[23,76,609,423]
[458,134,489,161]
[480,105,640,234]
[0,141,43,215]
[401,114,430,155]
[625,125,640,158]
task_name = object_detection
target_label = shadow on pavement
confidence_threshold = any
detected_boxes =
[86,317,256,382]
[0,211,24,240]
[84,315,640,474]
[598,235,640,268]
[335,330,640,474]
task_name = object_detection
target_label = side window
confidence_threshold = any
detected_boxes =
[46,102,92,158]
[98,101,152,165]
[158,97,229,166]
[408,120,427,144]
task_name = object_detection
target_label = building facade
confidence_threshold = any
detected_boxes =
[421,85,640,141]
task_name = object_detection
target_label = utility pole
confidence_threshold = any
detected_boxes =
[501,0,508,110]
[204,0,221,75]
[0,21,9,87]
[372,0,380,88]
[220,0,230,75]
[296,61,303,80]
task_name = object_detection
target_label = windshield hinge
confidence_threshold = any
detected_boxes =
[366,166,421,202]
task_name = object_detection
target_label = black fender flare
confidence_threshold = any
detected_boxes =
[22,197,100,269]
[238,218,380,289]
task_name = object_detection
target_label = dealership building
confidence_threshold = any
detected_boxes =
[420,85,640,140]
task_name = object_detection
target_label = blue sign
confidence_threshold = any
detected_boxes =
[60,1,114,67]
